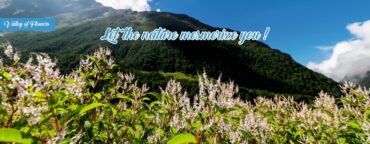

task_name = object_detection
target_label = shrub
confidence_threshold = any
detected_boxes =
[0,45,369,143]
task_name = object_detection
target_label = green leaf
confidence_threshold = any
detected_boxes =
[141,97,150,101]
[110,105,118,117]
[148,92,161,99]
[86,55,98,63]
[79,102,106,115]
[87,79,95,87]
[0,128,34,144]
[116,94,135,103]
[337,138,347,144]
[171,127,178,134]
[192,121,203,131]
[294,130,304,138]
[104,73,113,80]
[347,120,362,130]
[94,93,102,100]
[150,101,161,107]
[167,133,196,144]
[87,55,101,70]
[65,78,74,84]
[110,64,119,69]
[34,91,44,98]
[0,71,11,81]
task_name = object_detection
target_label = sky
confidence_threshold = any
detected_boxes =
[97,0,370,81]
[89,0,370,81]
[155,0,370,63]
[0,0,368,81]
[1,0,369,81]
[95,0,369,63]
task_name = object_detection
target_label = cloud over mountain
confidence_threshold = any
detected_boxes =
[308,20,370,82]
[95,0,151,12]
[0,0,12,9]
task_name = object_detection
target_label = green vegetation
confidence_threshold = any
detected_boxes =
[0,46,369,143]
[161,72,197,82]
[134,71,315,102]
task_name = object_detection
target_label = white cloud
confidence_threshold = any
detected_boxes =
[308,20,370,82]
[95,0,152,12]
[0,0,12,9]
[156,8,160,12]
[316,45,334,52]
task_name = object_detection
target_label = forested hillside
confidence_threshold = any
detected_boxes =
[0,11,341,101]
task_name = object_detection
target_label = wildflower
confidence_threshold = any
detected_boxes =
[48,126,67,144]
[147,129,161,144]
[70,129,84,144]
[12,51,20,62]
[169,114,187,130]
[0,46,369,143]
[4,44,13,59]
[107,57,114,66]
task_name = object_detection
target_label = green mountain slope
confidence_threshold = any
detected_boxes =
[0,11,341,101]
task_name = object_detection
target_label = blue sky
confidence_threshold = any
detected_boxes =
[151,0,370,65]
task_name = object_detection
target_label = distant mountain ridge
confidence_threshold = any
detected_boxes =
[358,72,370,87]
[343,71,370,87]
[0,0,117,27]
[0,0,103,17]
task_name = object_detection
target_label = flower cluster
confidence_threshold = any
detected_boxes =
[0,45,369,143]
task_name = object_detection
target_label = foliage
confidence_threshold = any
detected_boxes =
[0,128,34,144]
[0,45,369,143]
[160,72,198,82]
[166,134,197,144]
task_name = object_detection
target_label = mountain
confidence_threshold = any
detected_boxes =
[358,72,370,87]
[0,0,115,27]
[344,71,370,87]
[0,10,341,101]
[0,0,102,17]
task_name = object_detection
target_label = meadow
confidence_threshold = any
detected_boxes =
[0,44,369,143]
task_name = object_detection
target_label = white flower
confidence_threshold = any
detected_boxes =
[4,44,14,59]
[147,129,161,144]
[13,51,20,62]
[70,129,84,144]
